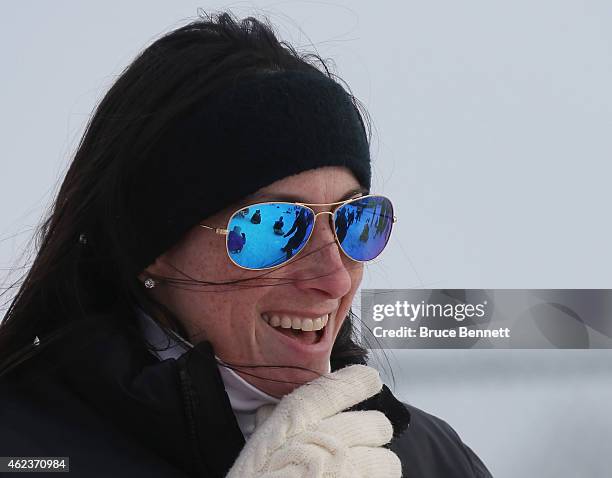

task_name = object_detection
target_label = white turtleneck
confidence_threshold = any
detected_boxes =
[135,307,280,440]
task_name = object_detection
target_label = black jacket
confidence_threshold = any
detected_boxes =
[0,308,492,477]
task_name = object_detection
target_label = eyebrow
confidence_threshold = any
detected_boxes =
[248,186,369,203]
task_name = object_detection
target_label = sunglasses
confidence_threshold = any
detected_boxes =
[199,194,396,271]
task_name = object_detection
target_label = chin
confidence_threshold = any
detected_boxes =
[239,358,331,398]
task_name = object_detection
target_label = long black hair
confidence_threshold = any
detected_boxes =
[0,11,373,379]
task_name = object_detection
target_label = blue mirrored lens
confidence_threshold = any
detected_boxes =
[334,196,393,261]
[226,203,314,269]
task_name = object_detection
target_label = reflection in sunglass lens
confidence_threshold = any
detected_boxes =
[334,196,394,262]
[226,203,314,270]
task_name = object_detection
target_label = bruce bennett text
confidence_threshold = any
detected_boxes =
[373,326,511,339]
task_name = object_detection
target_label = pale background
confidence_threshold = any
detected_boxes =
[1,1,611,476]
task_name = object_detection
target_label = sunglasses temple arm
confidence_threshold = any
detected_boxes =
[199,224,229,235]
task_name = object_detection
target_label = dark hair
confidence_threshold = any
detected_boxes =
[0,11,373,379]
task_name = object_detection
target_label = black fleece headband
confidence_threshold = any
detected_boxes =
[126,70,372,272]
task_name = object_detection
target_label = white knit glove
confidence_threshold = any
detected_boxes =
[225,364,402,478]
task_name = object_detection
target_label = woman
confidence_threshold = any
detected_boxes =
[250,209,262,224]
[227,225,246,253]
[273,216,284,234]
[0,12,492,478]
[360,219,371,242]
[281,208,310,259]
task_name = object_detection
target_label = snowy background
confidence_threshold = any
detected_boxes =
[1,2,611,476]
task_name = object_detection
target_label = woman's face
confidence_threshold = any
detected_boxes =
[141,166,365,397]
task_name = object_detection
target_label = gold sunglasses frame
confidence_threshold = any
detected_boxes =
[198,194,397,272]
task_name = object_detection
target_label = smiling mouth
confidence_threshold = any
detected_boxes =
[260,313,330,345]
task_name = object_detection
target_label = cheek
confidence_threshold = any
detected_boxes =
[169,236,227,279]
[156,233,257,338]
[191,288,268,362]
[350,262,364,286]
[174,288,264,348]
[163,232,252,303]
[332,263,363,334]
[345,261,364,298]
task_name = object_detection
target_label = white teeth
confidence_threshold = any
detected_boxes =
[262,313,330,332]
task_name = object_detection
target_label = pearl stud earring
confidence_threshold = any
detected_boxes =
[144,278,156,289]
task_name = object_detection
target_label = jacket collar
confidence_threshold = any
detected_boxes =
[136,305,280,441]
[28,308,245,477]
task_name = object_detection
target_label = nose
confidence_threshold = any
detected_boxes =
[290,210,354,299]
